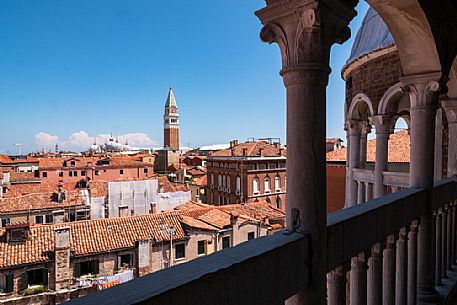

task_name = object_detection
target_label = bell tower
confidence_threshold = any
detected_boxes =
[163,85,180,150]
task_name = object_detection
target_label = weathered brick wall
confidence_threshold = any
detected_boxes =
[346,50,403,114]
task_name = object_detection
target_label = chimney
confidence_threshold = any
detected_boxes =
[137,240,151,276]
[2,172,10,184]
[230,212,239,246]
[274,143,281,148]
[54,226,72,291]
[230,139,238,148]
[53,210,65,223]
[242,148,247,156]
[56,182,66,203]
[258,148,263,156]
[263,216,270,226]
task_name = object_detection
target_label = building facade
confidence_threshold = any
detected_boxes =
[206,139,287,210]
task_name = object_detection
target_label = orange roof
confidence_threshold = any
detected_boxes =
[0,155,38,164]
[9,172,40,183]
[0,191,85,214]
[326,130,410,163]
[210,141,286,157]
[194,175,207,186]
[0,212,186,269]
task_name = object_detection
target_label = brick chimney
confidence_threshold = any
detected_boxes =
[54,226,72,292]
[137,240,151,276]
[230,212,239,246]
[230,139,238,148]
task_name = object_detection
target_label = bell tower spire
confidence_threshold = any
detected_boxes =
[163,85,180,150]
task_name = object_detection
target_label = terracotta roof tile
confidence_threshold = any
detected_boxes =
[210,141,285,157]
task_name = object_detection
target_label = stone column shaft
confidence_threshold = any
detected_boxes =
[383,236,396,305]
[446,205,452,270]
[442,207,448,278]
[442,100,457,176]
[365,183,373,202]
[396,229,408,305]
[435,211,442,285]
[357,181,365,204]
[407,222,418,305]
[350,254,367,305]
[368,243,383,305]
[347,122,362,207]
[328,267,345,305]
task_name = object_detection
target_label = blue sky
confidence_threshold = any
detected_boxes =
[0,1,369,154]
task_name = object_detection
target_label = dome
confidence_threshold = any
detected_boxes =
[347,7,394,64]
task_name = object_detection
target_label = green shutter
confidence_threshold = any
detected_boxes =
[20,272,28,291]
[92,260,99,275]
[74,262,81,277]
[42,268,48,286]
[6,273,14,293]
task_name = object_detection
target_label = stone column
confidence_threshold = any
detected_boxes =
[442,100,457,177]
[435,210,442,285]
[442,206,448,278]
[452,203,456,265]
[360,122,371,168]
[365,183,373,202]
[327,267,345,305]
[367,243,382,305]
[369,115,392,199]
[396,228,408,305]
[256,3,355,305]
[383,235,396,305]
[401,73,441,302]
[346,120,362,206]
[357,181,365,204]
[407,221,418,305]
[350,253,367,305]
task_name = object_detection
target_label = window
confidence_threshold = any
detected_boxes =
[58,171,63,177]
[248,232,255,241]
[69,171,77,177]
[74,260,99,277]
[276,197,282,210]
[81,171,86,176]
[120,169,124,175]
[117,254,132,270]
[275,176,281,191]
[218,174,222,190]
[222,175,226,189]
[236,176,241,195]
[210,173,214,188]
[175,243,185,259]
[70,161,76,166]
[253,163,258,170]
[144,168,148,174]
[21,269,48,290]
[10,228,27,241]
[42,172,47,178]
[222,236,230,249]
[45,215,54,223]
[253,177,259,195]
[226,175,231,192]
[264,177,271,193]
[35,215,44,224]
[95,170,100,176]
[0,273,14,293]
[197,240,206,256]
[1,218,10,227]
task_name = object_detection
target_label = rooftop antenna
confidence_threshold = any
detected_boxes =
[14,143,23,155]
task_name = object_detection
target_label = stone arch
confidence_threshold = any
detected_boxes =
[348,93,374,120]
[366,0,441,76]
[378,82,410,119]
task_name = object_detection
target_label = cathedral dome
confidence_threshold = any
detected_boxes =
[346,7,394,64]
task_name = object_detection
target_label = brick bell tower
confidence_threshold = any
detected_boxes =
[163,85,180,150]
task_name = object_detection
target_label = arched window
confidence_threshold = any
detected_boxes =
[211,192,214,204]
[210,173,214,188]
[218,175,222,190]
[222,175,226,189]
[264,177,271,193]
[276,197,281,209]
[226,175,231,192]
[275,176,281,192]
[218,195,222,205]
[236,176,241,194]
[253,177,259,195]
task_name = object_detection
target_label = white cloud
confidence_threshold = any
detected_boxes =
[34,131,157,151]
[35,132,59,149]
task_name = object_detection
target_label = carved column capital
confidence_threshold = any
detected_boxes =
[345,119,364,136]
[369,115,395,135]
[441,99,457,124]
[256,0,356,80]
[400,72,443,109]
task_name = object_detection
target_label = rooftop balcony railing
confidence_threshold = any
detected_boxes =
[64,178,457,305]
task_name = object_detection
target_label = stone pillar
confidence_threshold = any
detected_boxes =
[442,206,448,278]
[434,108,444,180]
[452,203,456,265]
[360,122,371,168]
[401,73,441,302]
[367,243,382,305]
[369,115,392,199]
[383,235,396,305]
[396,228,408,305]
[365,183,373,202]
[447,205,452,270]
[357,181,365,204]
[442,100,457,177]
[327,267,345,305]
[256,3,355,304]
[350,253,367,305]
[346,120,362,207]
[435,210,442,285]
[54,226,72,292]
[407,221,418,305]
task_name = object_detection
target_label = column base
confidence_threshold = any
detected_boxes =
[417,286,441,304]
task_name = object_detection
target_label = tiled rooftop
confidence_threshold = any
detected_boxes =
[210,141,286,157]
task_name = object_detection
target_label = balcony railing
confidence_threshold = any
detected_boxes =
[64,178,457,305]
